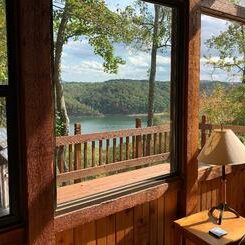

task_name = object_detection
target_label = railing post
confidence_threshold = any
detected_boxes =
[135,118,142,158]
[57,146,65,174]
[201,115,207,148]
[74,123,81,183]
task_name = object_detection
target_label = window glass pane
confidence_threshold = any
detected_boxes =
[0,0,8,85]
[0,98,9,217]
[53,0,176,206]
[199,15,245,152]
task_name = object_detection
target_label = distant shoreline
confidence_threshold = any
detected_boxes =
[70,112,170,119]
[127,112,169,117]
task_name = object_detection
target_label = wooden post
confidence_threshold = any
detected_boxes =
[84,142,88,168]
[135,118,142,158]
[74,123,81,183]
[113,138,116,162]
[201,115,207,148]
[68,144,73,171]
[181,0,201,217]
[126,137,129,160]
[164,132,168,153]
[143,135,146,156]
[99,140,102,165]
[19,0,55,241]
[132,136,135,158]
[92,141,95,167]
[57,146,65,173]
[159,133,162,154]
[153,133,157,154]
[119,137,123,161]
[106,139,110,164]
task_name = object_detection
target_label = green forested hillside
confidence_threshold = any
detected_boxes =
[64,79,170,116]
[63,79,237,116]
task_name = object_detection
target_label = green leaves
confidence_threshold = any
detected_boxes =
[128,2,172,52]
[89,35,125,74]
[0,0,7,83]
[205,21,245,82]
[200,83,245,126]
[53,0,139,74]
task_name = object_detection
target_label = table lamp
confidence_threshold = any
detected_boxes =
[197,128,245,225]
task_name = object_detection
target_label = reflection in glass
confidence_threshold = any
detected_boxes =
[0,0,8,85]
[0,98,8,217]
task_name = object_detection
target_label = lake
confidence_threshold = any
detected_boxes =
[69,114,170,135]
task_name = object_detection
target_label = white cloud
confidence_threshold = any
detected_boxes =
[62,61,104,74]
[60,11,241,83]
[157,56,171,65]
[128,55,149,67]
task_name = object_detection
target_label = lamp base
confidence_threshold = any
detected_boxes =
[209,203,240,225]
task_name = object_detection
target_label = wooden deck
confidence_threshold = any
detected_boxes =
[57,163,170,204]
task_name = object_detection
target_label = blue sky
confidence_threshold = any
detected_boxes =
[60,1,243,83]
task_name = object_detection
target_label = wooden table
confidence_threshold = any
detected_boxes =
[174,210,245,245]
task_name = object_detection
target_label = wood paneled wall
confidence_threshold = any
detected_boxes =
[55,167,245,245]
[198,167,245,216]
[56,190,178,245]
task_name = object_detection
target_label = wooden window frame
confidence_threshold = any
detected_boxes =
[54,0,187,216]
[0,0,24,230]
[181,0,245,217]
[2,0,244,243]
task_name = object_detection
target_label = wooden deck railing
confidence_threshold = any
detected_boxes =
[56,118,171,184]
[199,115,245,148]
[56,115,245,185]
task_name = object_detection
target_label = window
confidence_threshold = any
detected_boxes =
[199,14,245,153]
[0,0,22,227]
[53,0,184,212]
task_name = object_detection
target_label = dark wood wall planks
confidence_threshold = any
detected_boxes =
[56,166,245,245]
[198,167,245,216]
[56,190,178,245]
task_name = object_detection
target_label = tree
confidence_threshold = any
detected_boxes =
[199,83,245,125]
[199,84,238,124]
[205,22,245,83]
[0,0,7,83]
[0,0,7,127]
[53,0,138,135]
[130,2,172,126]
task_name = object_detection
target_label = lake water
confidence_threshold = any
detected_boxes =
[69,114,169,134]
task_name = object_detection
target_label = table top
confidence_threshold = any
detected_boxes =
[174,210,245,245]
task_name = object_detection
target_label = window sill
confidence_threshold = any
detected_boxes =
[57,163,171,205]
[55,163,180,233]
[198,163,245,181]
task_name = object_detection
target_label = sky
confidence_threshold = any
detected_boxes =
[59,0,244,83]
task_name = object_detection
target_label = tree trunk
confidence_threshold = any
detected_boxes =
[147,5,160,127]
[241,26,245,84]
[54,3,70,136]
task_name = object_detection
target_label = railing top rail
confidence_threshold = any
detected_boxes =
[199,123,245,133]
[56,124,170,146]
[57,153,170,182]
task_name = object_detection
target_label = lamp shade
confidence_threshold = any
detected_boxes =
[197,129,245,166]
